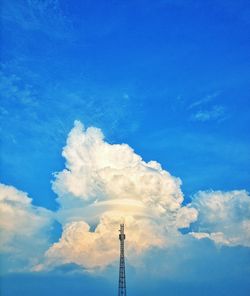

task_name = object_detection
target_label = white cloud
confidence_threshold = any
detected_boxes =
[52,120,185,218]
[1,121,250,274]
[0,183,53,272]
[45,213,166,270]
[176,206,198,228]
[45,120,197,270]
[190,190,250,247]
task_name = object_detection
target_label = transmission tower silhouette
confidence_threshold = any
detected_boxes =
[118,223,127,296]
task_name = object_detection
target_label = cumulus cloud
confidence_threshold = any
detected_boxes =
[190,190,250,247]
[45,121,197,269]
[45,213,167,270]
[1,121,250,274]
[0,183,53,272]
[53,121,183,213]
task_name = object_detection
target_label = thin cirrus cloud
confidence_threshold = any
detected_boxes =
[0,120,250,273]
[191,105,226,122]
[1,0,71,39]
[188,91,227,123]
[188,91,221,110]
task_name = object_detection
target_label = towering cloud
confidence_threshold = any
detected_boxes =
[53,121,184,215]
[45,121,197,269]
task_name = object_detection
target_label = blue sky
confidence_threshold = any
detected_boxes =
[1,0,250,295]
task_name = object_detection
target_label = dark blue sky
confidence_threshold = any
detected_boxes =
[1,0,250,295]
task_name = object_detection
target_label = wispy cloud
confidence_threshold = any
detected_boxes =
[188,91,220,110]
[0,70,38,107]
[188,91,228,122]
[2,0,73,39]
[191,105,226,122]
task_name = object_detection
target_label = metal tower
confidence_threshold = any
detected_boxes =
[118,223,127,296]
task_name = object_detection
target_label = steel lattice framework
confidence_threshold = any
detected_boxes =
[118,224,126,296]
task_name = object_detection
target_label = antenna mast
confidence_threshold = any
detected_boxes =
[118,223,127,296]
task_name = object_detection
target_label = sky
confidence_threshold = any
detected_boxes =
[0,0,250,295]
